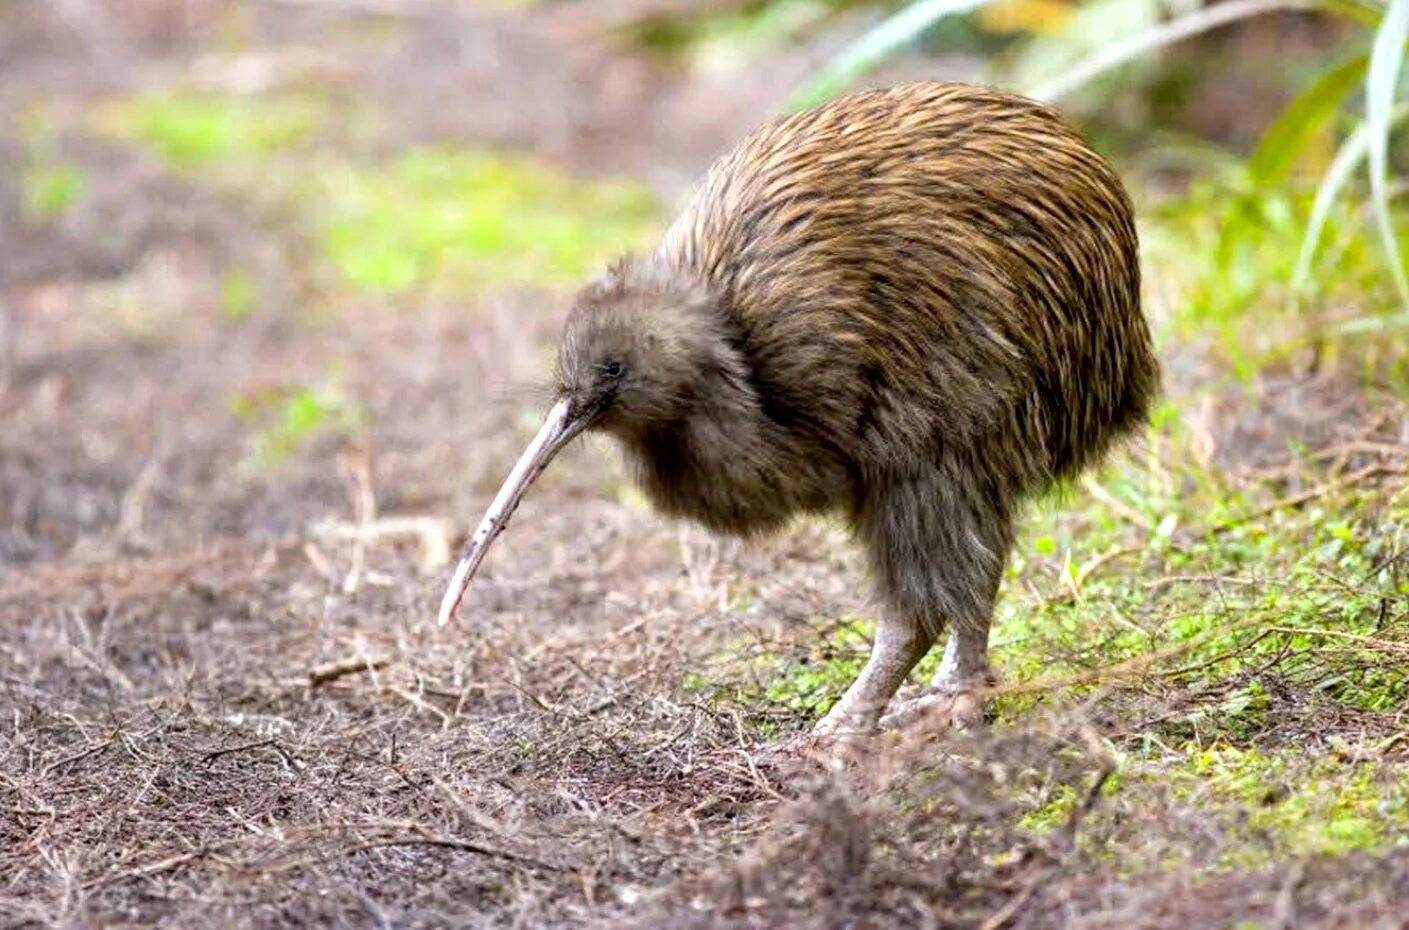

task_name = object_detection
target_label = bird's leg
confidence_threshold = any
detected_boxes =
[931,615,995,691]
[813,617,934,737]
[879,617,991,731]
[854,464,1014,734]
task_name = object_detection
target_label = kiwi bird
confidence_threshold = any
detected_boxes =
[438,82,1158,736]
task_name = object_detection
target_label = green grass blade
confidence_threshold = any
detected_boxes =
[1293,119,1371,291]
[1320,0,1397,28]
[1028,0,1318,103]
[1294,103,1409,292]
[1005,0,1161,97]
[786,0,998,111]
[1248,51,1368,185]
[1365,0,1409,307]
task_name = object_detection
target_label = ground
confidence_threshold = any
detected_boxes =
[2,3,1408,929]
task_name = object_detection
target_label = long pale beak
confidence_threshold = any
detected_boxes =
[436,397,591,627]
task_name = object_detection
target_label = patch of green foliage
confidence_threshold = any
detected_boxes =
[1141,174,1408,376]
[16,105,87,222]
[19,160,86,221]
[307,150,660,294]
[1021,746,1409,863]
[93,89,662,298]
[98,91,324,169]
[635,0,837,64]
[759,617,874,715]
[1020,770,1124,834]
[1002,424,1409,711]
[230,374,365,472]
[1166,747,1409,861]
[218,268,258,321]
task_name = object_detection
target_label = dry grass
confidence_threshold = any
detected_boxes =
[4,3,1409,928]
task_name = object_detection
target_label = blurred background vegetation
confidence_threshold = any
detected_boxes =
[8,0,1407,410]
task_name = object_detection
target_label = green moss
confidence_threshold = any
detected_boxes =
[98,91,324,169]
[231,373,365,472]
[984,429,1409,722]
[764,638,868,715]
[17,104,87,222]
[20,160,86,221]
[1168,747,1409,861]
[1019,782,1080,833]
[219,268,258,321]
[308,150,661,295]
[1020,771,1126,835]
[93,88,662,298]
[1141,174,1408,369]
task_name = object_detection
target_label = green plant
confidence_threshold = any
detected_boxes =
[219,268,258,321]
[99,91,324,169]
[230,375,365,471]
[792,0,1409,318]
[19,161,86,221]
[308,149,660,295]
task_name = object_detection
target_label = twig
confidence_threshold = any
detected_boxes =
[1264,625,1409,657]
[979,879,1041,930]
[118,453,164,539]
[1159,629,1277,678]
[1032,0,1315,102]
[389,687,452,728]
[85,850,204,889]
[39,735,116,778]
[340,445,377,594]
[986,612,1269,699]
[1146,574,1282,590]
[1376,732,1409,755]
[1072,544,1143,593]
[1054,761,1112,852]
[1271,861,1306,930]
[1215,463,1402,534]
[302,541,337,584]
[506,680,562,716]
[1081,477,1148,528]
[202,739,301,770]
[310,515,456,570]
[309,656,392,688]
[294,819,563,871]
[346,835,561,872]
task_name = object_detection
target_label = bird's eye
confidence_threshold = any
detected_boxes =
[600,360,625,378]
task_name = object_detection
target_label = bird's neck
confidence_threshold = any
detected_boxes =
[617,351,840,536]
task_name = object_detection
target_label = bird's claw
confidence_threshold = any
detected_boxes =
[878,685,985,732]
[753,719,871,771]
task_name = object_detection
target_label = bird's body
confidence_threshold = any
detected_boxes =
[442,82,1158,735]
[622,82,1152,535]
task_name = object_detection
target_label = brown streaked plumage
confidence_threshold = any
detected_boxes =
[439,81,1159,736]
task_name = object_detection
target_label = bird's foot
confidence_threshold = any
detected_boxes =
[750,730,849,773]
[878,681,986,732]
[751,711,874,770]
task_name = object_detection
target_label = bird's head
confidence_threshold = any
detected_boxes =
[555,257,725,436]
[436,257,731,626]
